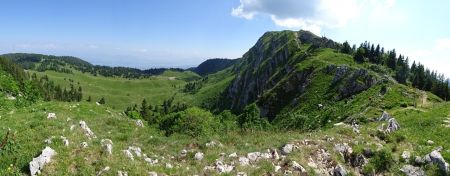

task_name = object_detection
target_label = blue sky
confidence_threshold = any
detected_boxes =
[1,0,450,76]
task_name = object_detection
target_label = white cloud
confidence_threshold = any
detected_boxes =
[232,0,395,35]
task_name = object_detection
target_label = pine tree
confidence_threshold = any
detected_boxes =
[140,99,150,120]
[341,41,352,54]
[354,47,366,63]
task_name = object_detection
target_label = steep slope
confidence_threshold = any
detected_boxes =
[218,30,396,124]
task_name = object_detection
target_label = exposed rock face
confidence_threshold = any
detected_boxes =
[29,147,57,176]
[400,165,425,176]
[214,161,234,173]
[117,170,128,176]
[292,161,306,172]
[238,157,250,166]
[79,121,96,139]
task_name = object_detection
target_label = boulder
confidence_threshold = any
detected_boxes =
[144,157,158,165]
[292,161,306,172]
[385,118,400,133]
[378,111,392,121]
[96,166,110,176]
[427,140,435,145]
[29,147,57,176]
[194,152,204,161]
[128,146,142,158]
[424,149,449,173]
[101,139,113,155]
[401,151,411,162]
[180,149,188,157]
[269,148,280,160]
[47,113,57,119]
[123,149,134,160]
[239,157,250,166]
[79,121,96,139]
[215,161,234,173]
[247,152,261,162]
[400,165,425,176]
[333,165,347,176]
[274,165,282,172]
[281,143,295,155]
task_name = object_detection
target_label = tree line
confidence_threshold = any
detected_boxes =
[341,41,450,100]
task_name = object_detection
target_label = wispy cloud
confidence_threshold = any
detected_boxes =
[232,0,396,35]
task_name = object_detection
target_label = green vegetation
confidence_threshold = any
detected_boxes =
[1,30,450,175]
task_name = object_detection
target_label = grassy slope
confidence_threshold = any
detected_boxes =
[1,95,449,175]
[30,70,199,110]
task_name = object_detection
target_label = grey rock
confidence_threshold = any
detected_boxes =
[101,139,113,155]
[333,165,348,176]
[379,111,392,121]
[425,150,449,173]
[194,152,204,161]
[281,143,295,155]
[29,147,57,176]
[400,165,425,176]
[386,118,400,133]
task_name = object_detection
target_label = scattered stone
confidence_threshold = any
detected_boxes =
[101,139,113,155]
[180,149,188,157]
[281,143,295,155]
[236,172,247,176]
[96,102,101,106]
[194,152,204,161]
[269,148,280,160]
[128,146,142,158]
[400,165,425,176]
[238,157,250,166]
[215,161,234,173]
[228,152,238,158]
[123,149,134,160]
[274,165,282,172]
[79,121,96,139]
[247,152,261,162]
[334,122,345,127]
[6,94,16,100]
[47,113,57,119]
[44,136,55,144]
[292,161,306,172]
[117,170,128,176]
[148,171,158,176]
[424,149,449,173]
[96,166,110,176]
[80,142,88,148]
[385,118,400,133]
[318,104,324,108]
[165,163,173,169]
[61,136,69,146]
[427,140,435,145]
[70,125,76,131]
[135,120,144,127]
[333,165,347,176]
[335,143,353,158]
[378,111,392,121]
[205,141,222,148]
[351,121,360,134]
[414,156,425,165]
[29,147,57,176]
[144,157,158,165]
[402,151,411,162]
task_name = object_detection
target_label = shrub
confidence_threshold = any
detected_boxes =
[238,103,270,131]
[370,149,394,173]
[161,107,218,137]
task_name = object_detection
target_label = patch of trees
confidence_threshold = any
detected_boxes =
[340,41,450,100]
[183,77,207,94]
[190,58,237,76]
[31,74,83,102]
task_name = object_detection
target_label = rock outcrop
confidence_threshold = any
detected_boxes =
[79,121,96,139]
[29,147,57,176]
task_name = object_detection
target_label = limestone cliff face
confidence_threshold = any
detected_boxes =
[221,30,379,119]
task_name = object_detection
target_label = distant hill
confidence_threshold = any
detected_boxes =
[190,58,238,76]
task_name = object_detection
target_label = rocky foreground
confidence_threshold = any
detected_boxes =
[25,110,449,176]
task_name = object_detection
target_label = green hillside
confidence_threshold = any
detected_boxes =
[1,30,450,175]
